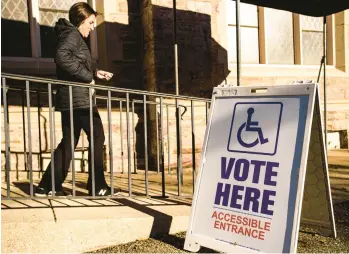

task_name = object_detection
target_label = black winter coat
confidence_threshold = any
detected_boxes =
[54,18,95,111]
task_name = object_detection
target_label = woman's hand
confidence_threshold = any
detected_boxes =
[95,69,113,81]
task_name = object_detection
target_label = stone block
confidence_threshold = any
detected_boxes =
[335,11,345,26]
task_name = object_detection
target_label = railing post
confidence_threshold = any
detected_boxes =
[126,93,132,196]
[176,98,183,196]
[167,105,171,174]
[120,101,125,174]
[26,81,34,197]
[2,78,11,198]
[81,132,86,173]
[37,85,43,174]
[156,105,160,173]
[107,91,114,195]
[21,89,28,178]
[143,95,149,197]
[191,100,196,193]
[89,88,95,197]
[69,86,76,197]
[160,97,166,197]
[48,83,55,197]
[132,100,137,174]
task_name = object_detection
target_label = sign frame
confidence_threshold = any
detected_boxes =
[184,84,335,253]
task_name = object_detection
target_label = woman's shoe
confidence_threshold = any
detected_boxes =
[35,187,70,197]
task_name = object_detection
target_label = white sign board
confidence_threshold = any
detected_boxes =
[184,84,336,253]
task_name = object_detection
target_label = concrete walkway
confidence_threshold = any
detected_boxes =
[1,149,348,253]
[2,168,195,253]
[2,196,193,253]
[327,149,349,203]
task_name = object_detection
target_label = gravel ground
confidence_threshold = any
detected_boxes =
[91,201,349,253]
[297,201,349,253]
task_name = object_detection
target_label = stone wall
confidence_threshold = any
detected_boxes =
[2,3,349,181]
[335,11,349,72]
[1,95,208,176]
[95,0,143,90]
[142,0,229,97]
[225,65,349,148]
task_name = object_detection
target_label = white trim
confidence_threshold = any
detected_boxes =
[293,14,302,65]
[1,57,54,62]
[258,7,266,64]
[225,0,232,65]
[228,63,335,69]
[1,57,97,65]
[1,57,98,75]
[28,0,42,58]
[1,57,55,74]
[226,63,348,80]
[88,0,99,61]
[327,15,335,65]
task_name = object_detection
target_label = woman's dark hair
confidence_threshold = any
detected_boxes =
[69,2,97,27]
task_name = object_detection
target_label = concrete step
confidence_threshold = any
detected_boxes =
[1,197,192,253]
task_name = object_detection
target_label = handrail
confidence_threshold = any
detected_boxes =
[1,72,211,200]
[3,86,203,109]
[1,72,211,102]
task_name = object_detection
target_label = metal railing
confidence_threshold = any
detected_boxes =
[1,73,211,200]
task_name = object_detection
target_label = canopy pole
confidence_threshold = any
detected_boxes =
[173,0,183,187]
[235,0,241,86]
[173,0,179,95]
[323,16,328,151]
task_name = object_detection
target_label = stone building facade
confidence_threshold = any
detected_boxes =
[1,0,349,174]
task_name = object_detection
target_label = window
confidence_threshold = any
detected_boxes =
[39,0,88,58]
[264,8,294,64]
[1,0,32,57]
[227,2,259,64]
[1,0,97,59]
[301,16,323,65]
[226,1,334,66]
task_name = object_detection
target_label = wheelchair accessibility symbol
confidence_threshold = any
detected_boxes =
[237,108,269,148]
[227,102,283,155]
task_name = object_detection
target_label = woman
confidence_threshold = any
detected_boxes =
[35,2,114,197]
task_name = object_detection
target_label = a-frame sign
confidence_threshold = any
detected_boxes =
[184,83,336,253]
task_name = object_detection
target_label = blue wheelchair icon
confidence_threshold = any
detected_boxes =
[237,107,269,148]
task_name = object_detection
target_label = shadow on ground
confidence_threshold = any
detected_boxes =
[90,231,218,253]
[90,202,349,253]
